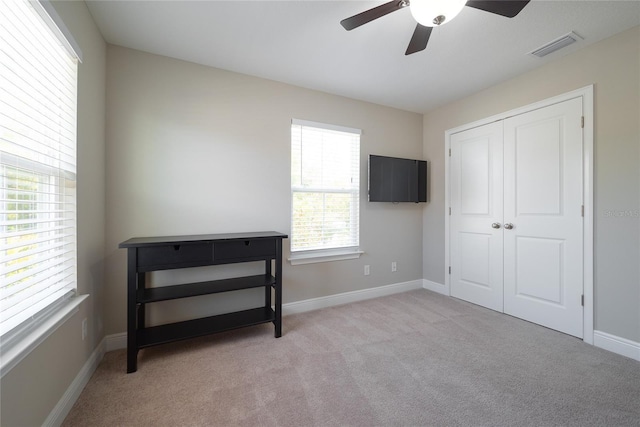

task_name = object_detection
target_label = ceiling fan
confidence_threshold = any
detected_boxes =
[340,0,531,55]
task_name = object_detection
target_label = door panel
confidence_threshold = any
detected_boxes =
[459,232,491,289]
[450,122,503,312]
[515,236,564,304]
[515,119,563,215]
[460,137,490,214]
[503,98,583,338]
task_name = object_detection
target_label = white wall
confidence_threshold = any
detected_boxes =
[104,46,424,334]
[423,26,640,343]
[0,1,107,425]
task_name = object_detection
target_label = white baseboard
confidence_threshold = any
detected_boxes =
[104,280,427,352]
[106,332,127,352]
[43,337,107,427]
[101,294,640,366]
[593,330,640,362]
[282,279,424,316]
[419,283,640,363]
[422,279,448,295]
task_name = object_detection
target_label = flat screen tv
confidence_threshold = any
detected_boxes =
[368,155,427,203]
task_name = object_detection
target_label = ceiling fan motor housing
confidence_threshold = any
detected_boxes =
[410,0,467,27]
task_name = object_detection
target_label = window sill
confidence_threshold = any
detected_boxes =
[0,294,88,378]
[288,249,364,265]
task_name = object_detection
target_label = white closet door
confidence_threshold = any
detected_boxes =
[450,122,504,312]
[503,97,584,338]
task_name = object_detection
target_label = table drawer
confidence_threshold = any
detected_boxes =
[138,243,213,269]
[214,239,276,261]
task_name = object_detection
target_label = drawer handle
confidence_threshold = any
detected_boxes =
[173,245,181,251]
[244,240,251,246]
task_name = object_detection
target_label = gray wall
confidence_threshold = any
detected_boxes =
[0,1,107,425]
[104,46,424,334]
[423,26,640,343]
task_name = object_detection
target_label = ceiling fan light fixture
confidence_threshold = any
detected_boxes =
[410,0,467,27]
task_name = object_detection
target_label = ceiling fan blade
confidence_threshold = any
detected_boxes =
[341,0,407,31]
[465,0,530,18]
[405,24,432,55]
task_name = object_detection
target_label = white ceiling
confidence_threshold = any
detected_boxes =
[85,0,640,113]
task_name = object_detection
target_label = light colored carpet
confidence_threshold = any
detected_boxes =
[63,290,640,426]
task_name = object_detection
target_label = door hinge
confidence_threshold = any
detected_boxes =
[581,205,584,217]
[449,148,451,157]
[581,116,584,128]
[449,207,451,215]
[581,294,584,306]
[449,266,451,275]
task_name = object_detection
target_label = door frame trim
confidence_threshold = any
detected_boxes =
[444,85,594,344]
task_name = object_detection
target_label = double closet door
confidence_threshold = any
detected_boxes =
[449,98,584,338]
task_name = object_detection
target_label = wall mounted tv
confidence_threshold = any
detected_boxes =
[368,155,427,203]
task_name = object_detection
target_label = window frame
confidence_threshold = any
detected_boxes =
[289,119,363,265]
[0,0,86,377]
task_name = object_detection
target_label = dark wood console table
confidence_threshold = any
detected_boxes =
[119,231,287,373]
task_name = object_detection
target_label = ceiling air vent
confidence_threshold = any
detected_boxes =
[529,31,583,58]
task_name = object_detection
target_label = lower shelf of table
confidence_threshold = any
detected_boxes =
[137,306,276,348]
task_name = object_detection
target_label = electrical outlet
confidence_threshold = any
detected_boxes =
[364,265,370,276]
[391,261,397,272]
[82,318,87,340]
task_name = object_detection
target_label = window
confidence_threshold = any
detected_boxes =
[290,119,361,264]
[1,0,82,367]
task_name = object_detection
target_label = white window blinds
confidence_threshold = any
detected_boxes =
[0,0,78,339]
[291,119,360,253]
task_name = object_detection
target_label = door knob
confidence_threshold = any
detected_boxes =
[491,223,501,229]
[504,223,514,230]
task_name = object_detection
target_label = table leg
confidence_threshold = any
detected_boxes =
[275,239,282,338]
[127,248,138,373]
